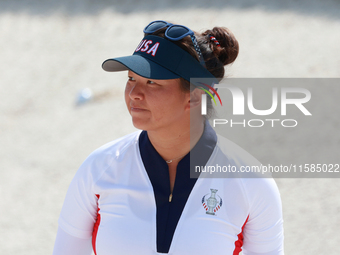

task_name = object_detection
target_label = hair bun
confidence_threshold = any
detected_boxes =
[203,27,239,66]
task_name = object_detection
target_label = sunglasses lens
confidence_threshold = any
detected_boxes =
[145,21,168,33]
[166,25,190,39]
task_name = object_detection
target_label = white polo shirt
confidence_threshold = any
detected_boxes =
[58,123,284,255]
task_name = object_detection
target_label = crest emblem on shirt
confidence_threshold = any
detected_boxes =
[202,189,222,215]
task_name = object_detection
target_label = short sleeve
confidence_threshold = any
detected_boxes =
[242,178,284,254]
[58,155,99,239]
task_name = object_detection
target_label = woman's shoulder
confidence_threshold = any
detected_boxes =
[92,131,142,156]
[213,134,267,178]
[76,131,142,180]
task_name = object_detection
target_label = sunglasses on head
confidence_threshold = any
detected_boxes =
[143,20,206,67]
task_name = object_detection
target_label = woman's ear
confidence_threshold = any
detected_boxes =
[188,88,205,109]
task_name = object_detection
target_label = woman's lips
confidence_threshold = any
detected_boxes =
[130,107,148,112]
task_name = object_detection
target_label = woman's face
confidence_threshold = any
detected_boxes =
[125,71,190,132]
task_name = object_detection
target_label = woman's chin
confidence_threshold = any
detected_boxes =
[131,117,152,130]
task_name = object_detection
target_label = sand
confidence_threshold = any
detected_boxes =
[1,0,340,254]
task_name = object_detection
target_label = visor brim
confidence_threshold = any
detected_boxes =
[102,55,180,80]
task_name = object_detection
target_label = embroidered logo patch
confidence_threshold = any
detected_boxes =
[202,189,222,216]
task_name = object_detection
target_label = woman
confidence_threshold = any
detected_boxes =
[53,20,284,255]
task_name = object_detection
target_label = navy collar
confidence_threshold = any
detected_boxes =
[139,121,217,253]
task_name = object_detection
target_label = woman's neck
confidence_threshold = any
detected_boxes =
[147,119,205,162]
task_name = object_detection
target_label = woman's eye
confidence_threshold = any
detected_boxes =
[147,80,157,84]
[128,76,135,81]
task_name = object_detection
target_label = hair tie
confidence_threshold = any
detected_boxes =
[208,35,221,47]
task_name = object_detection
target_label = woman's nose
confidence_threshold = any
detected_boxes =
[128,82,144,100]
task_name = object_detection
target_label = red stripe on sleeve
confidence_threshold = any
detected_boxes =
[92,194,101,255]
[233,215,249,255]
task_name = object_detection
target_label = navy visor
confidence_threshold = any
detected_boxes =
[102,35,218,84]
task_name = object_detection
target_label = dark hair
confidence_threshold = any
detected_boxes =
[146,25,239,118]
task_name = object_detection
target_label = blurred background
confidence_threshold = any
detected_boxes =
[0,0,339,254]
